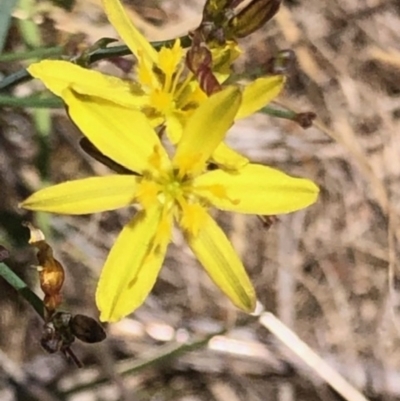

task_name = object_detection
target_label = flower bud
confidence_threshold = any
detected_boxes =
[70,314,106,343]
[228,0,281,38]
[186,35,221,95]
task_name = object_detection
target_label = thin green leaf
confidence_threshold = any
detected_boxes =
[260,105,297,119]
[0,94,63,108]
[0,262,44,318]
[0,36,192,92]
[0,46,63,62]
[62,330,224,396]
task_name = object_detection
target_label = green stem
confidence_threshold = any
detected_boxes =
[0,69,32,90]
[0,262,44,318]
[0,36,192,92]
[260,105,297,120]
[0,94,63,108]
[62,331,223,396]
[0,46,63,62]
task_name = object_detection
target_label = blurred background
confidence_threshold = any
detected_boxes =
[1,0,400,400]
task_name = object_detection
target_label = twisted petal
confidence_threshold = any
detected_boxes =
[173,86,242,176]
[64,89,169,174]
[236,75,285,120]
[193,164,319,214]
[21,175,139,214]
[102,0,158,64]
[182,210,256,312]
[27,60,148,108]
[97,204,172,322]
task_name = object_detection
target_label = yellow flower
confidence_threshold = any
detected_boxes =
[27,0,285,169]
[21,86,318,322]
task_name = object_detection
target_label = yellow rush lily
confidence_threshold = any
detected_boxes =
[27,0,285,168]
[21,86,318,322]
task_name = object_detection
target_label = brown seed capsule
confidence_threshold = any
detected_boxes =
[24,224,104,367]
[293,112,317,129]
[228,0,281,38]
[24,222,65,313]
[70,314,106,343]
[186,34,222,95]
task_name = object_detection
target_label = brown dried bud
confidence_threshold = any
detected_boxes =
[186,34,222,95]
[70,314,106,343]
[43,294,63,313]
[24,222,65,313]
[293,112,317,129]
[228,0,281,38]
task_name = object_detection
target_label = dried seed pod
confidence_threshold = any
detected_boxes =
[23,224,105,368]
[24,222,65,313]
[227,0,281,38]
[293,112,317,129]
[70,314,106,343]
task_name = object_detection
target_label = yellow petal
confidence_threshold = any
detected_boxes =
[173,86,242,176]
[193,164,319,214]
[20,175,139,214]
[167,112,248,171]
[211,142,249,170]
[63,88,169,174]
[102,0,158,64]
[236,75,285,120]
[165,112,184,144]
[182,209,256,312]
[96,204,172,322]
[27,60,148,108]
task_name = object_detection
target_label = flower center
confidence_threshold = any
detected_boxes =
[137,166,188,210]
[135,40,206,119]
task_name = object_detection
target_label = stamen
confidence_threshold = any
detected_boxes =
[170,61,185,97]
[174,71,194,100]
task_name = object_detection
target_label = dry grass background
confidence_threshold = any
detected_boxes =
[1,0,400,400]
